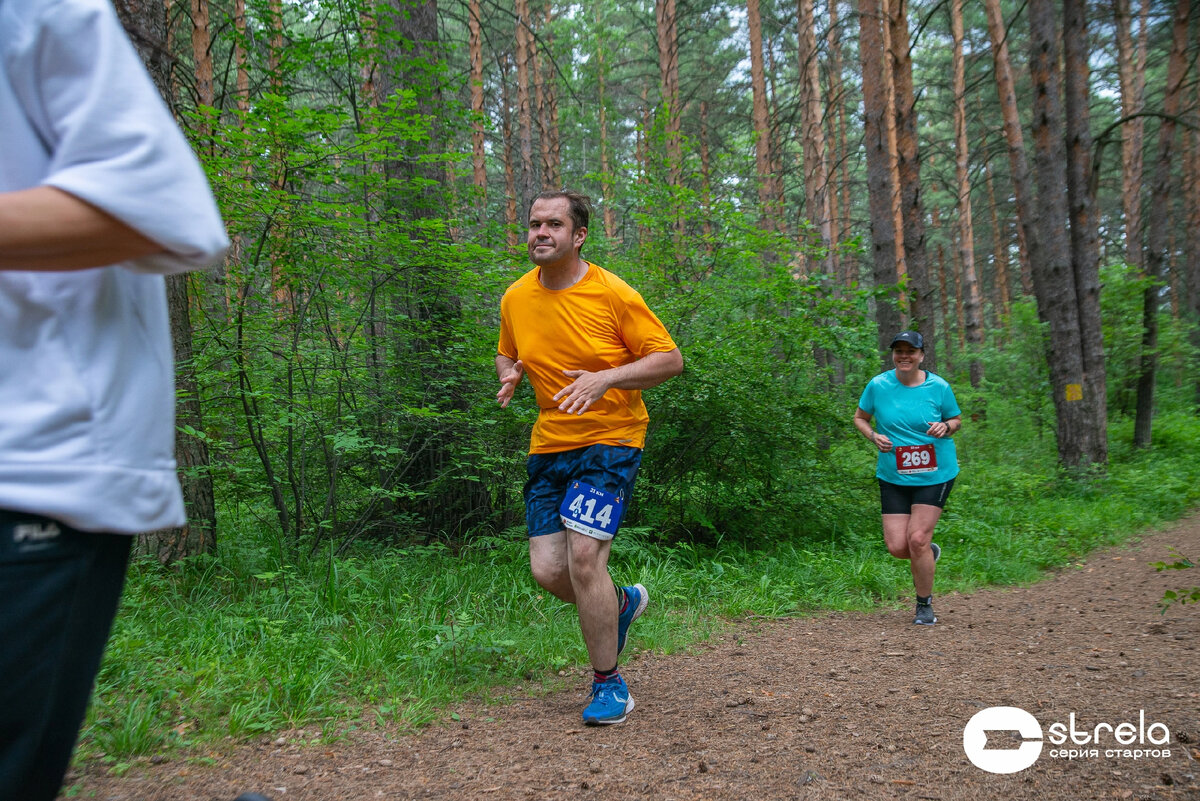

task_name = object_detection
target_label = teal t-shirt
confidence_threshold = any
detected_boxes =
[857,370,961,485]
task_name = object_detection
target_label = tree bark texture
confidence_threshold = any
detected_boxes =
[983,0,1037,298]
[1188,38,1200,401]
[656,0,682,189]
[514,0,535,201]
[859,0,902,356]
[797,0,832,274]
[1112,0,1149,270]
[881,0,905,287]
[1133,0,1190,448]
[826,0,850,285]
[700,100,714,249]
[234,0,249,112]
[890,0,934,367]
[468,0,486,198]
[747,0,779,229]
[951,0,981,386]
[498,53,520,250]
[1063,0,1107,462]
[544,5,561,190]
[596,14,617,241]
[114,0,217,562]
[1028,0,1101,468]
[190,0,212,142]
[984,157,1012,328]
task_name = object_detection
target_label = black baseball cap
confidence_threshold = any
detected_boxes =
[890,330,924,349]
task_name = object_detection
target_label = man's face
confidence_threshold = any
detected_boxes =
[527,197,586,268]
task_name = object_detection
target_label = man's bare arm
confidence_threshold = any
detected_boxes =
[0,186,163,271]
[496,354,525,408]
[554,348,684,415]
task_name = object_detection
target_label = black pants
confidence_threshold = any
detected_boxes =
[0,510,131,801]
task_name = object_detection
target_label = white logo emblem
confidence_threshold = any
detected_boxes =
[13,522,62,543]
[963,706,1044,774]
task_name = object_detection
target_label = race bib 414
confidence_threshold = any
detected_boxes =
[559,481,624,540]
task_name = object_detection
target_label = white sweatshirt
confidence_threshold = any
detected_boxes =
[0,0,230,533]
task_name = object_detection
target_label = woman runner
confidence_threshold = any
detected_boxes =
[853,331,962,625]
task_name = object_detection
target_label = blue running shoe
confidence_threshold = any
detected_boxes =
[617,583,649,657]
[931,542,941,563]
[583,675,635,725]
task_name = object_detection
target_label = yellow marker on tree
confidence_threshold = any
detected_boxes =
[1065,384,1083,402]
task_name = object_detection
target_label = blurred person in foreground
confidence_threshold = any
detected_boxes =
[0,0,229,796]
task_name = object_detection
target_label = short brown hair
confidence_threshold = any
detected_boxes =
[528,190,591,233]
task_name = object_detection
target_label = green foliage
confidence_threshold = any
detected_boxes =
[1100,261,1198,418]
[112,0,1199,766]
[1151,548,1199,613]
[84,397,1200,759]
[610,192,877,546]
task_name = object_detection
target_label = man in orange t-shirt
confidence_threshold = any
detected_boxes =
[496,190,683,726]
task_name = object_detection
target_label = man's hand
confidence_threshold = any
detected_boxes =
[554,369,612,415]
[497,358,524,407]
[553,349,683,415]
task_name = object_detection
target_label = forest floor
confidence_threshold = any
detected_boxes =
[64,515,1200,801]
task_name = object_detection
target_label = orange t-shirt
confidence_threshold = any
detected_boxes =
[498,262,678,454]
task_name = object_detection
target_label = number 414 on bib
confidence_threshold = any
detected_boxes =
[559,481,624,540]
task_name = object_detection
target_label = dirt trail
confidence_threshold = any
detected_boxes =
[65,516,1200,801]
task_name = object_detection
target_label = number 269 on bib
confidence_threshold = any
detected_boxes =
[559,481,624,540]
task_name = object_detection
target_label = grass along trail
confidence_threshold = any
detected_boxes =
[63,513,1200,800]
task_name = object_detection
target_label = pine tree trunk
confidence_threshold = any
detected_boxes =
[596,14,617,241]
[468,0,486,201]
[881,0,905,288]
[514,0,535,201]
[114,0,217,562]
[935,233,954,363]
[859,0,902,356]
[700,100,714,251]
[1133,0,1190,448]
[1063,0,1107,463]
[1113,0,1149,271]
[984,158,1012,328]
[656,0,682,188]
[747,0,777,230]
[234,0,249,113]
[1187,42,1200,408]
[656,0,684,261]
[498,54,520,251]
[952,232,966,352]
[190,0,212,142]
[951,0,982,386]
[544,5,561,190]
[797,0,832,274]
[532,26,551,191]
[983,0,1037,298]
[149,274,217,562]
[1028,0,1093,468]
[826,0,850,286]
[890,0,934,366]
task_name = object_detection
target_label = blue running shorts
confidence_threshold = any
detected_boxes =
[524,444,643,538]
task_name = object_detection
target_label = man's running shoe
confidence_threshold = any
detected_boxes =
[931,542,941,563]
[913,601,937,626]
[583,675,635,725]
[617,583,648,657]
